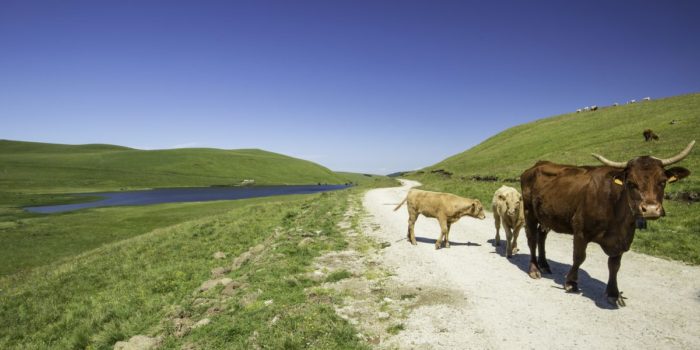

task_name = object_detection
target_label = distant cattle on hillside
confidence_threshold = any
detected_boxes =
[643,129,659,142]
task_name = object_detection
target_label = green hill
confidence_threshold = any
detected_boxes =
[409,92,699,264]
[0,140,349,194]
[425,93,699,183]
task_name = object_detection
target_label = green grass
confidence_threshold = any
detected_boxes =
[0,139,350,194]
[0,189,370,349]
[0,196,306,276]
[325,269,353,283]
[408,93,700,264]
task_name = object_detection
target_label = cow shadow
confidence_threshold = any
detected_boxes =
[503,251,618,310]
[414,236,482,247]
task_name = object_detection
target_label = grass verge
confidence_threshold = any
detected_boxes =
[0,179,399,349]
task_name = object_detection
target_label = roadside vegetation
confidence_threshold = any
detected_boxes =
[0,176,398,349]
[408,93,700,264]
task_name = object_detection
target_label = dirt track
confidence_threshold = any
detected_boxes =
[361,180,700,349]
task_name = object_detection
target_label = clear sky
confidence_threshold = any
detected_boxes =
[2,0,699,174]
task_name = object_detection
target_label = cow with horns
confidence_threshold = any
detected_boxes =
[520,141,694,306]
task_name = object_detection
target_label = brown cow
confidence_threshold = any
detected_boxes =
[394,189,486,249]
[643,129,659,141]
[521,141,694,306]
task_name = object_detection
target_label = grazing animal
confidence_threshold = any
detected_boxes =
[643,129,659,141]
[670,119,678,125]
[591,105,599,111]
[630,99,637,104]
[643,97,651,101]
[395,189,486,249]
[492,186,524,258]
[520,141,694,306]
[613,103,619,107]
[576,109,582,113]
[583,106,590,112]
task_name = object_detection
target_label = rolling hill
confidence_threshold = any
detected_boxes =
[0,140,350,193]
[423,93,699,185]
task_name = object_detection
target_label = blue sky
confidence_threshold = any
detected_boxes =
[2,0,699,174]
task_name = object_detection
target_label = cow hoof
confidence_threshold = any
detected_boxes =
[528,263,541,279]
[607,292,626,307]
[512,247,519,254]
[564,281,579,293]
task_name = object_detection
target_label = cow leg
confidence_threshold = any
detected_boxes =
[505,225,513,258]
[407,211,418,245]
[536,228,551,274]
[493,212,501,246]
[565,235,587,292]
[606,255,625,307]
[524,215,541,279]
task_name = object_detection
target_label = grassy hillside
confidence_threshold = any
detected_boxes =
[0,189,371,349]
[0,140,349,194]
[409,93,699,264]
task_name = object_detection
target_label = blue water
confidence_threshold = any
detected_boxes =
[25,185,349,214]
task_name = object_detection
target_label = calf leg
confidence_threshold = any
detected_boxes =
[444,222,452,248]
[505,225,514,258]
[511,223,522,255]
[606,255,625,307]
[436,218,448,249]
[493,211,501,246]
[565,234,588,292]
[407,211,418,245]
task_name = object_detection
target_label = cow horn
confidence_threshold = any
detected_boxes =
[652,140,696,166]
[591,153,627,168]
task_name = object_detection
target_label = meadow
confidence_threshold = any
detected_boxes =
[0,177,397,349]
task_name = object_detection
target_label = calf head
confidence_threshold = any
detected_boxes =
[498,191,522,217]
[460,200,486,220]
[592,141,694,219]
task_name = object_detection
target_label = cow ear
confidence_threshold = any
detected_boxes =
[471,202,476,209]
[666,167,690,183]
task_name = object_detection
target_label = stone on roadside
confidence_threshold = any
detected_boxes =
[113,335,160,350]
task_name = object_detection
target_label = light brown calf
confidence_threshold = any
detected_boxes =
[492,185,524,258]
[394,189,486,249]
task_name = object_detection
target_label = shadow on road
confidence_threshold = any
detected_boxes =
[487,239,617,310]
[414,236,482,247]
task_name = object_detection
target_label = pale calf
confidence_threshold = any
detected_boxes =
[395,189,486,249]
[492,185,524,258]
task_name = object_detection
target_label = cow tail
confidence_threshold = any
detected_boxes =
[394,196,408,211]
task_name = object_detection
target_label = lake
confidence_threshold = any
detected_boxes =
[25,185,350,213]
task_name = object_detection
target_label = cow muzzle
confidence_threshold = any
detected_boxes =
[640,203,664,219]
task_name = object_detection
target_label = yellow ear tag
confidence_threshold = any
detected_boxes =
[614,179,624,186]
[668,176,677,183]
